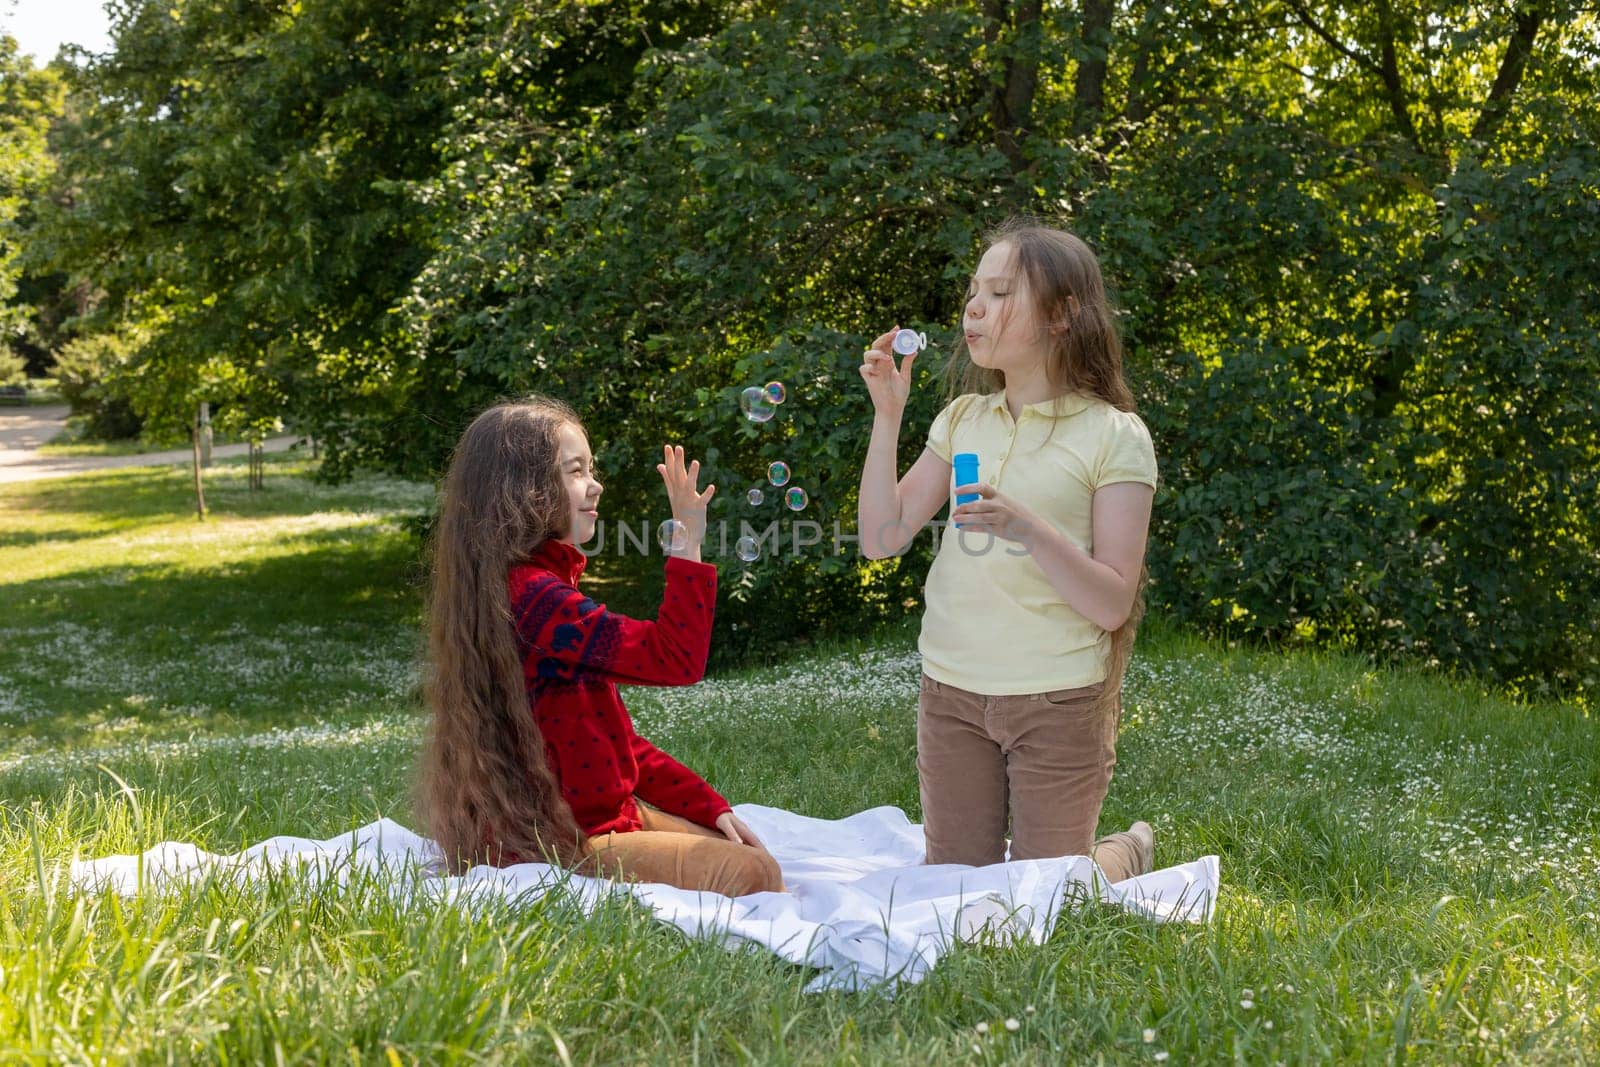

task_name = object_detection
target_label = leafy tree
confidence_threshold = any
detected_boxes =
[34,0,1599,700]
[0,343,26,385]
[407,0,1597,696]
[38,0,466,441]
[399,0,1020,657]
[52,329,145,437]
[1106,2,1600,700]
[0,36,64,362]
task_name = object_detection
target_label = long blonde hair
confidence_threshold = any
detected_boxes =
[418,397,593,872]
[942,218,1148,718]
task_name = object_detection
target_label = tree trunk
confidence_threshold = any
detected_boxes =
[1370,3,1546,421]
[1072,0,1114,137]
[198,401,213,467]
[191,426,207,521]
[983,0,1044,200]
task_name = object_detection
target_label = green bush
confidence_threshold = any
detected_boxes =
[0,346,26,387]
[1143,340,1419,646]
[47,0,1593,704]
[1383,140,1600,702]
[1132,119,1600,706]
[51,332,144,440]
[377,0,1597,705]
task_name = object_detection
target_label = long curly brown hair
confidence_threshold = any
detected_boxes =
[942,218,1150,719]
[418,396,592,872]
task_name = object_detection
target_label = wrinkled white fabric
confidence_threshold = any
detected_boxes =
[71,804,1219,992]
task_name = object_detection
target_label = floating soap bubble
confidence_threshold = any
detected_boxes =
[747,487,765,506]
[764,381,786,404]
[656,518,688,553]
[739,386,776,423]
[785,486,809,511]
[892,329,928,357]
[766,461,791,487]
[735,535,761,562]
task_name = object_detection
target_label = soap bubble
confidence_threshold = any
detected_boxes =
[739,386,775,423]
[767,461,791,486]
[735,535,761,562]
[764,381,786,404]
[892,329,927,357]
[785,487,808,511]
[656,519,688,553]
[747,487,764,506]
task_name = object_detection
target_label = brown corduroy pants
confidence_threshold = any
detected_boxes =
[583,802,785,897]
[916,673,1146,882]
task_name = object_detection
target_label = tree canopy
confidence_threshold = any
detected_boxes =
[0,36,64,370]
[26,0,1600,703]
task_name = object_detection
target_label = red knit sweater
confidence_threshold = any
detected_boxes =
[507,539,730,837]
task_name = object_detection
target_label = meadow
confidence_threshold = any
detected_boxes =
[1,455,1595,1063]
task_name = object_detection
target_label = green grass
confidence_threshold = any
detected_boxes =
[14,377,63,405]
[34,435,166,457]
[1,454,1597,1063]
[35,418,260,458]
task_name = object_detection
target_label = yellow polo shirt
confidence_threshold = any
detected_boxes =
[918,390,1158,695]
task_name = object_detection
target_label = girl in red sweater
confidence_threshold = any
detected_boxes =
[419,396,783,897]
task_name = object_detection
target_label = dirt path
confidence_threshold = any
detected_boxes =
[0,404,301,485]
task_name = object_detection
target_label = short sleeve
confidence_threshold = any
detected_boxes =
[924,400,959,463]
[1095,410,1158,490]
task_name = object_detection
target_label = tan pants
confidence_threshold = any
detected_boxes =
[916,673,1145,882]
[584,802,785,897]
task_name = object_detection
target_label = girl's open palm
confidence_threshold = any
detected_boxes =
[656,444,715,550]
[858,325,917,417]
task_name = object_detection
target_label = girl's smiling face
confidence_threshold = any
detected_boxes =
[556,422,603,545]
[962,241,1049,375]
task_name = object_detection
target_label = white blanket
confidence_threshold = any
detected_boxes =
[71,804,1219,992]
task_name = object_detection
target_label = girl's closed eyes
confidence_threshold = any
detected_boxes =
[856,218,1159,882]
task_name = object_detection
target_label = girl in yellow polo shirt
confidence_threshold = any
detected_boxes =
[856,219,1158,882]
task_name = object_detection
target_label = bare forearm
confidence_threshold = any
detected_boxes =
[858,412,912,558]
[1028,523,1137,632]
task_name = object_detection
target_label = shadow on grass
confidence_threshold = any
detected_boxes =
[1,457,340,543]
[17,519,423,621]
[3,523,427,744]
[0,527,111,550]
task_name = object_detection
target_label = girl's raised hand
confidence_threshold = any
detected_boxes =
[656,444,715,555]
[858,324,917,418]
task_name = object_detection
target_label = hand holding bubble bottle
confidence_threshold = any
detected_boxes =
[951,452,980,529]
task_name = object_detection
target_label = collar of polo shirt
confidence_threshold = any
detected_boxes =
[985,390,1095,419]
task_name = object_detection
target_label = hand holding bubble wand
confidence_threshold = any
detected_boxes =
[892,328,928,357]
[858,324,925,419]
[861,325,983,531]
